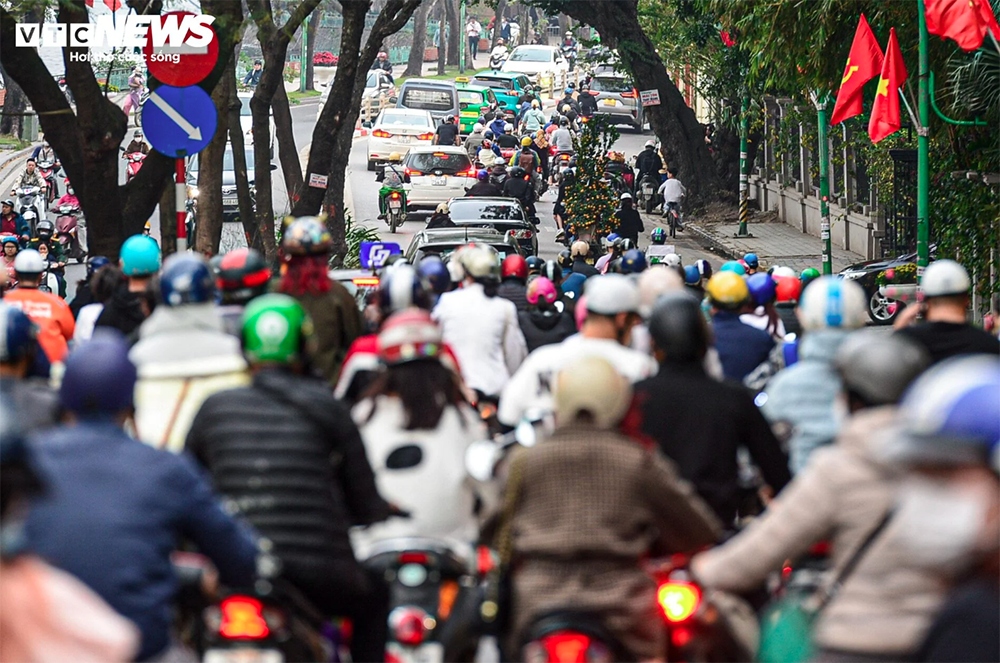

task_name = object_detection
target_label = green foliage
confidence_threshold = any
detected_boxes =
[342,212,381,269]
[563,115,620,238]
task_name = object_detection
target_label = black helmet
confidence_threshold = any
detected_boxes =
[559,117,570,127]
[558,249,572,269]
[216,248,272,305]
[35,219,54,238]
[542,259,563,284]
[648,291,710,364]
[525,255,544,275]
[484,130,495,140]
[510,166,526,178]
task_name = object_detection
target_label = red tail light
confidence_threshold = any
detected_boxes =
[219,596,269,639]
[390,607,432,647]
[405,167,422,177]
[352,276,380,287]
[390,191,401,200]
[539,632,592,662]
[620,88,638,98]
[513,230,534,239]
[462,167,478,178]
[476,546,496,576]
[417,132,435,141]
[372,129,393,138]
[398,551,429,565]
[657,581,700,623]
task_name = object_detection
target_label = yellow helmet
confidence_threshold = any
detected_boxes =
[520,136,533,147]
[388,152,403,162]
[705,272,749,309]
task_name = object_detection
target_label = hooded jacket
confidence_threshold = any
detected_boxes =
[760,328,851,473]
[693,407,949,656]
[517,308,577,352]
[129,303,249,452]
[94,284,146,337]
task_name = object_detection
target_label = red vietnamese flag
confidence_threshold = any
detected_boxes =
[869,28,908,143]
[830,14,884,125]
[925,0,1000,51]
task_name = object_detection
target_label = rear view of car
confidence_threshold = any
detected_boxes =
[446,197,537,255]
[403,147,477,209]
[396,79,460,126]
[588,75,643,130]
[366,108,436,171]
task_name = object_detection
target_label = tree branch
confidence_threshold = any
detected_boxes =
[277,0,323,47]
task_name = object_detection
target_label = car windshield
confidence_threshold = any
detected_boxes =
[189,150,254,176]
[590,77,633,93]
[458,90,484,105]
[474,77,513,91]
[366,71,378,88]
[407,151,471,173]
[448,200,525,221]
[509,47,551,62]
[379,111,432,127]
[401,87,454,111]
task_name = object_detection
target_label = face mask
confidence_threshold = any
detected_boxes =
[892,477,988,574]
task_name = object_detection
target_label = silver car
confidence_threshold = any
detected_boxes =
[587,75,644,131]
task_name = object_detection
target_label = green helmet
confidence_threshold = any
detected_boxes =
[800,267,821,288]
[241,294,313,364]
[651,227,666,245]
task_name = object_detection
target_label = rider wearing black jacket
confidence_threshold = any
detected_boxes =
[634,141,663,186]
[502,167,536,217]
[466,179,503,197]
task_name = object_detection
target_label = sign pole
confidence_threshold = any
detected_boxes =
[300,23,308,93]
[459,0,466,74]
[915,0,931,277]
[175,157,187,252]
[813,91,833,275]
[735,95,753,238]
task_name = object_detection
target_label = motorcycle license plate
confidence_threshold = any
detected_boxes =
[204,649,283,663]
[389,199,402,209]
[222,197,238,206]
[603,98,616,106]
[432,176,446,186]
[643,185,654,194]
[387,642,445,663]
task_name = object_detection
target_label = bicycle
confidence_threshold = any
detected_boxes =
[663,201,682,238]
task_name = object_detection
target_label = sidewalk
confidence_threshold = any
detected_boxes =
[682,208,866,273]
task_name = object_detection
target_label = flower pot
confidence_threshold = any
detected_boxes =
[424,47,439,62]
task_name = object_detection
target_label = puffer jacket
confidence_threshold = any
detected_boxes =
[130,303,248,452]
[517,308,576,352]
[760,328,851,473]
[692,407,949,657]
[497,279,529,312]
[186,368,393,592]
[291,285,363,388]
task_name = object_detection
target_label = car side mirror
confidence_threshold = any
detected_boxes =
[362,121,373,129]
[388,96,398,104]
[459,102,470,111]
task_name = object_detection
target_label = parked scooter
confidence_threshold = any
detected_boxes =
[55,203,86,262]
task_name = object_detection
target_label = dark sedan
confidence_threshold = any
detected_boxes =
[446,197,538,256]
[839,246,937,324]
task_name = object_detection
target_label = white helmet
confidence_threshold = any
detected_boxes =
[565,31,573,37]
[644,140,656,149]
[662,253,682,268]
[797,276,867,331]
[921,259,971,298]
[503,122,513,133]
[458,244,500,281]
[584,274,641,316]
[771,265,797,279]
[554,355,632,429]
[13,249,46,274]
[637,265,684,318]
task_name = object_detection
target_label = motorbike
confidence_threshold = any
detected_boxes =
[635,173,659,214]
[560,44,578,72]
[489,49,508,71]
[550,151,572,185]
[58,76,73,104]
[55,204,86,262]
[384,187,407,233]
[36,160,58,204]
[124,151,146,183]
[15,186,44,231]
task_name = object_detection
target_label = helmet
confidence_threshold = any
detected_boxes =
[503,122,513,133]
[388,152,403,163]
[797,276,866,330]
[521,136,533,147]
[620,192,632,201]
[648,291,710,363]
[496,37,505,44]
[476,169,489,181]
[603,233,621,249]
[483,130,495,140]
[59,331,137,415]
[772,266,797,279]
[695,259,713,280]
[525,255,543,275]
[559,117,570,127]
[159,253,216,306]
[570,240,589,258]
[774,276,802,303]
[1,236,18,249]
[662,253,682,268]
[418,256,451,295]
[799,267,821,288]
[683,264,700,285]
[86,255,111,277]
[719,260,746,276]
[120,234,161,276]
[217,248,271,303]
[377,264,431,316]
[281,217,332,257]
[743,253,759,269]
[0,303,38,363]
[501,254,528,280]
[564,87,573,95]
[35,219,54,238]
[706,271,750,309]
[510,166,526,179]
[542,259,563,284]
[531,99,540,108]
[651,227,666,245]
[746,272,777,307]
[241,294,313,364]
[921,259,971,298]
[558,250,573,269]
[554,355,632,429]
[445,114,455,123]
[584,274,640,315]
[637,266,684,317]
[526,276,558,305]
[889,356,1000,468]
[565,31,572,37]
[133,130,142,138]
[834,332,929,406]
[13,249,45,275]
[620,249,647,274]
[435,202,450,215]
[459,244,500,281]
[377,308,443,365]
[619,238,635,252]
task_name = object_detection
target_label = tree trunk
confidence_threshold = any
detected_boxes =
[195,65,231,254]
[405,2,429,77]
[491,0,507,49]
[0,61,26,137]
[446,0,460,67]
[227,59,263,253]
[271,83,303,204]
[159,179,176,256]
[305,10,321,91]
[437,14,447,76]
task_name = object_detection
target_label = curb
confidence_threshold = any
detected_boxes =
[0,146,37,177]
[684,223,741,262]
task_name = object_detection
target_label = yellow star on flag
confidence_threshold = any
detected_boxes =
[876,77,890,97]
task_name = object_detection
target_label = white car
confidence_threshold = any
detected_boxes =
[365,108,435,171]
[501,45,569,83]
[237,92,275,157]
[317,69,397,123]
[402,146,477,210]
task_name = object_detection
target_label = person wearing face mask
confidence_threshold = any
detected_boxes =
[692,332,945,662]
[884,356,1000,663]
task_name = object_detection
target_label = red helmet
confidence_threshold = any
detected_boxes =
[774,276,802,303]
[501,254,528,281]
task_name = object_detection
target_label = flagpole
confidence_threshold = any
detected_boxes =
[812,90,833,275]
[916,0,931,276]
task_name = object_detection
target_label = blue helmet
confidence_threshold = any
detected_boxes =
[695,259,713,280]
[651,227,667,245]
[719,260,746,276]
[620,249,647,274]
[418,256,451,295]
[477,169,489,182]
[746,272,777,307]
[525,255,544,275]
[59,330,137,416]
[743,252,759,269]
[379,263,431,314]
[159,253,216,306]
[683,264,701,285]
[120,234,161,276]
[564,87,573,95]
[86,255,111,277]
[0,303,38,363]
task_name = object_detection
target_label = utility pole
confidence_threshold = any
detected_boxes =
[915,0,931,276]
[735,96,753,238]
[813,91,833,275]
[459,0,466,74]
[299,24,308,93]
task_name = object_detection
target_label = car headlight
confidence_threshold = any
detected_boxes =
[188,186,199,198]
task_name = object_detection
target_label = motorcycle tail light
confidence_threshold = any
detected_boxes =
[476,546,496,577]
[352,277,380,287]
[218,596,270,639]
[671,626,693,648]
[438,580,459,620]
[398,551,428,565]
[657,581,700,623]
[539,632,591,662]
[389,607,433,647]
[372,129,393,138]
[390,191,401,200]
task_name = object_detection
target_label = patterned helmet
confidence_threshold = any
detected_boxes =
[281,217,332,257]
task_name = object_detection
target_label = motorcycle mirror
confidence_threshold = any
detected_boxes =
[465,439,499,482]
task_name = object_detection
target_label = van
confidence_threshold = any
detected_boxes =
[395,79,460,127]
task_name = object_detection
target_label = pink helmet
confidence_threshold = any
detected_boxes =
[575,295,588,330]
[526,276,558,305]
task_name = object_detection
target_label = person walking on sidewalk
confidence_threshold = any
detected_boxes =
[466,17,482,63]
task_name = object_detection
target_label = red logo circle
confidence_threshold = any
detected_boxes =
[143,11,219,87]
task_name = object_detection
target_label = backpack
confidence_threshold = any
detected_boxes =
[517,150,536,171]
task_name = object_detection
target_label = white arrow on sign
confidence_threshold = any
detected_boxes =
[148,91,203,141]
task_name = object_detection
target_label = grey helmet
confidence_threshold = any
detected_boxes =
[834,331,930,406]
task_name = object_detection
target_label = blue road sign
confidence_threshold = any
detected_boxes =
[142,84,217,158]
[360,241,402,270]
